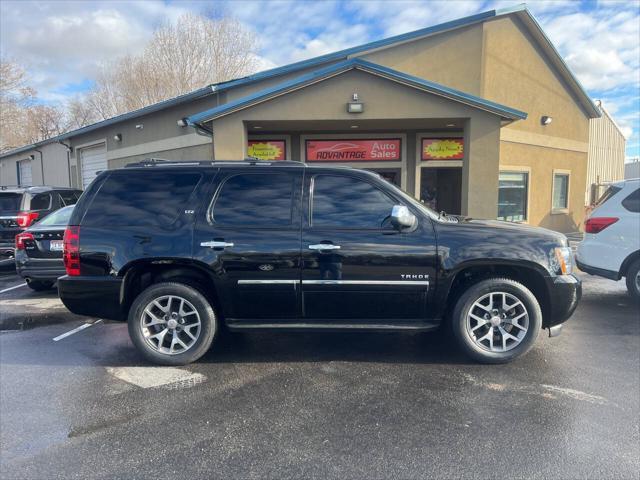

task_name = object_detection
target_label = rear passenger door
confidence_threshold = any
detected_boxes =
[193,169,303,323]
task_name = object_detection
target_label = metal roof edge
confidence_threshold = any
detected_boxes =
[188,58,527,126]
[0,85,216,160]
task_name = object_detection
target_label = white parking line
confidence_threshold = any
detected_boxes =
[0,283,27,294]
[53,319,103,342]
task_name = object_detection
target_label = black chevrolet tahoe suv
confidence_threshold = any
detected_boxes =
[58,160,580,365]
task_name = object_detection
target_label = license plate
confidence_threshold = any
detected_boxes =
[50,240,64,251]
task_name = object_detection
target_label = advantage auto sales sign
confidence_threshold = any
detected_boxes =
[306,139,401,161]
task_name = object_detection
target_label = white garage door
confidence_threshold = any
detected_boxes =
[18,159,32,186]
[80,143,107,188]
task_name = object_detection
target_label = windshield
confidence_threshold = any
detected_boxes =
[0,192,22,212]
[38,205,74,226]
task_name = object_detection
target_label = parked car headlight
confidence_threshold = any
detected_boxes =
[550,246,574,275]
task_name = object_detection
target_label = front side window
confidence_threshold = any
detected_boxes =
[211,173,294,227]
[497,171,528,222]
[552,173,570,211]
[311,175,396,229]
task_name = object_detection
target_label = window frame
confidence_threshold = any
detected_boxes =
[307,172,400,231]
[208,172,298,230]
[621,187,640,213]
[497,168,530,223]
[551,170,571,214]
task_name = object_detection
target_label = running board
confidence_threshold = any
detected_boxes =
[226,321,440,332]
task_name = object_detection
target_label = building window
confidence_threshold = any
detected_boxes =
[498,171,528,222]
[552,172,570,211]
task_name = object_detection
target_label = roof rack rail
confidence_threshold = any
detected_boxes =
[125,159,306,168]
[0,185,22,190]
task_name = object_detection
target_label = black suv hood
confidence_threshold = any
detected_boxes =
[450,216,568,246]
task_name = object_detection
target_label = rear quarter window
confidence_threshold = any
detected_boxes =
[621,188,640,213]
[29,193,52,210]
[82,171,203,228]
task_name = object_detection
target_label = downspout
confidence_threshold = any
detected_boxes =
[34,149,44,185]
[58,141,73,187]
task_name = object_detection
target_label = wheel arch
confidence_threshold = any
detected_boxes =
[119,259,222,321]
[619,250,640,278]
[442,260,551,327]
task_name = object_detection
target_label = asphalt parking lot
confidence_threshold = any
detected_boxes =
[1,272,639,479]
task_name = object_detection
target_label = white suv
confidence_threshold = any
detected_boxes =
[577,178,640,299]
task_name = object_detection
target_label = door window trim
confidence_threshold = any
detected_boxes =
[207,172,299,230]
[307,172,401,231]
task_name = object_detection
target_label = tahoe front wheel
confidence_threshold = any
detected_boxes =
[451,278,542,363]
[128,282,217,366]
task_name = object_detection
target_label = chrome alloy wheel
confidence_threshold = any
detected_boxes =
[465,291,529,352]
[140,295,201,355]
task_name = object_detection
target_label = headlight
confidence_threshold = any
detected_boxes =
[550,246,574,275]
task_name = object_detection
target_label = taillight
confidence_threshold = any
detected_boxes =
[16,211,39,228]
[584,217,619,234]
[15,232,34,250]
[63,226,81,276]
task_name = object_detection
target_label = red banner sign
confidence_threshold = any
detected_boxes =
[306,139,401,162]
[247,140,286,160]
[421,138,464,160]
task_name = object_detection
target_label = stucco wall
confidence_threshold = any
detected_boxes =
[0,142,70,186]
[361,24,484,96]
[211,69,501,218]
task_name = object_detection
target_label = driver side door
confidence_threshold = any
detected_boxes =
[301,172,429,323]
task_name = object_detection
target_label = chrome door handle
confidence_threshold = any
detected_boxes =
[308,244,341,250]
[201,241,234,249]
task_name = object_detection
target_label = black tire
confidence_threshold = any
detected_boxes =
[451,277,542,364]
[27,280,55,291]
[128,282,217,366]
[625,259,640,301]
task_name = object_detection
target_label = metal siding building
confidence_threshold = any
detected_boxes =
[586,101,626,204]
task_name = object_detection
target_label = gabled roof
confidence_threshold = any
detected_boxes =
[207,5,599,118]
[1,5,598,160]
[187,58,527,128]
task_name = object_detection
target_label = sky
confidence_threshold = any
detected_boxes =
[1,0,638,159]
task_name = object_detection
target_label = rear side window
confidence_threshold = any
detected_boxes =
[0,193,22,212]
[311,175,395,229]
[83,172,202,227]
[29,193,52,210]
[622,188,640,213]
[211,173,294,227]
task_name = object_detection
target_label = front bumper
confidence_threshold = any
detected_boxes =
[58,275,125,320]
[545,274,581,328]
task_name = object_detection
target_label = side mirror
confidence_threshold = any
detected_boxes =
[390,205,416,230]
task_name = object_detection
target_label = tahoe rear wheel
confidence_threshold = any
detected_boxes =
[451,278,542,363]
[128,282,217,366]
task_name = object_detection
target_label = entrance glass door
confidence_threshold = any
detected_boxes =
[420,167,462,215]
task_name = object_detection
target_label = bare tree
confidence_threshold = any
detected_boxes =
[83,13,258,120]
[0,58,36,152]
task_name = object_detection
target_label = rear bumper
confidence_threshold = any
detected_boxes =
[545,274,581,328]
[58,275,125,320]
[15,255,65,281]
[576,259,620,281]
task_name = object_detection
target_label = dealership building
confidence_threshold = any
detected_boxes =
[0,6,626,232]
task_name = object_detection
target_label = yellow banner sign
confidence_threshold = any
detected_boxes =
[422,138,464,160]
[247,140,286,160]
